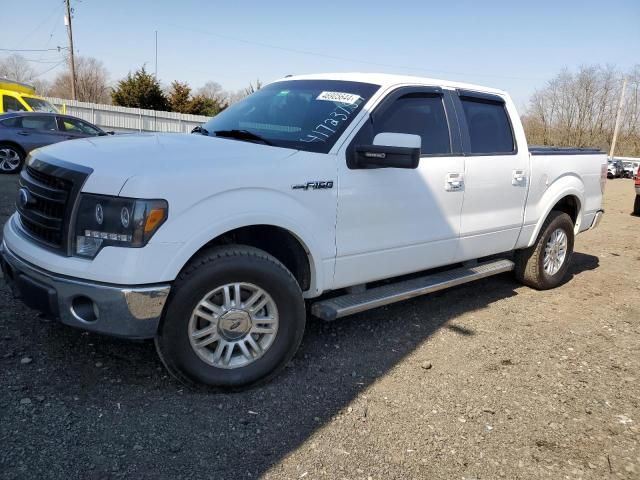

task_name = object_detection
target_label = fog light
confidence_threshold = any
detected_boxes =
[71,296,98,323]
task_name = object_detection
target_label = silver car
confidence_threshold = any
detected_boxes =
[0,112,110,174]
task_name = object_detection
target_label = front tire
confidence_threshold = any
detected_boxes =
[0,143,25,174]
[514,211,575,290]
[634,195,640,216]
[155,245,306,390]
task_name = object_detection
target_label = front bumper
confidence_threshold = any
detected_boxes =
[0,240,170,339]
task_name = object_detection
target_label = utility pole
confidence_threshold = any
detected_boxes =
[609,77,628,158]
[64,0,77,100]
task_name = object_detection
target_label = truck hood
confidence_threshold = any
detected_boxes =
[35,133,297,195]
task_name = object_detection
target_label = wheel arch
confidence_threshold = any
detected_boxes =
[0,141,26,156]
[186,224,313,292]
[518,174,585,249]
[162,220,323,297]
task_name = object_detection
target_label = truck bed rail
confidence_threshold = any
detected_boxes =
[529,146,603,155]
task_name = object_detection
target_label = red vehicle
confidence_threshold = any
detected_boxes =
[634,170,640,215]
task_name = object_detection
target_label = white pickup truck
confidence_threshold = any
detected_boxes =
[0,73,606,389]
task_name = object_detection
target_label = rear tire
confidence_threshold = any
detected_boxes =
[634,195,640,216]
[0,143,25,174]
[514,211,574,290]
[155,245,306,390]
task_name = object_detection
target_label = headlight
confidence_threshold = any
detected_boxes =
[74,194,168,258]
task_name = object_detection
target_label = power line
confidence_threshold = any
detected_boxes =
[168,24,544,82]
[36,6,65,63]
[17,2,64,46]
[31,59,67,79]
[16,56,67,64]
[0,47,68,52]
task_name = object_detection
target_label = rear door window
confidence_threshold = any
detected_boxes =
[3,95,27,113]
[459,96,514,154]
[21,115,58,131]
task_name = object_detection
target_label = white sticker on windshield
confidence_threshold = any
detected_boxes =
[316,91,361,105]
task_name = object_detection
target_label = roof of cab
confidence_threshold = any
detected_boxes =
[0,79,37,95]
[273,72,508,96]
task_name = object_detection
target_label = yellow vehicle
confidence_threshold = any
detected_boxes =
[0,79,58,114]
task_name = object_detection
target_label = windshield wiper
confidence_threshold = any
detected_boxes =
[191,125,209,135]
[212,129,273,146]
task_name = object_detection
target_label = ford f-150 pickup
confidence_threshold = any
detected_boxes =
[0,73,607,389]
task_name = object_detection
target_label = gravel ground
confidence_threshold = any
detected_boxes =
[0,174,638,480]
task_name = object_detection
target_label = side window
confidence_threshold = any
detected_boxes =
[3,95,27,113]
[459,96,514,154]
[61,117,101,135]
[0,117,21,128]
[371,93,451,155]
[21,115,58,131]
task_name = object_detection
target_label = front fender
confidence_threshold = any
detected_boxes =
[152,187,335,296]
[517,173,585,249]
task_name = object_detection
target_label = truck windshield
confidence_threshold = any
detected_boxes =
[201,80,380,153]
[22,97,58,113]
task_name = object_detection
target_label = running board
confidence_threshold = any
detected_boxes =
[311,259,515,321]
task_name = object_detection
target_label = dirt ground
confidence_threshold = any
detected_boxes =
[0,174,638,480]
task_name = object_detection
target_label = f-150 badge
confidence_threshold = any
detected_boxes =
[292,181,334,191]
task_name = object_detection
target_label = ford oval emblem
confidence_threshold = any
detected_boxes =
[17,188,32,209]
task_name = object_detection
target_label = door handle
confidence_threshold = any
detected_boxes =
[445,173,464,191]
[512,169,527,185]
[17,131,30,136]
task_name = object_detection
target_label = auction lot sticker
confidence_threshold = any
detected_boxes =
[316,91,361,104]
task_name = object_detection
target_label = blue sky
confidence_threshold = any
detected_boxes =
[2,0,639,109]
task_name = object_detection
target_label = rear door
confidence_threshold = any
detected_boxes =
[453,90,529,261]
[334,86,465,288]
[15,115,69,150]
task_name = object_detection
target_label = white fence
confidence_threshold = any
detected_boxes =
[44,97,210,133]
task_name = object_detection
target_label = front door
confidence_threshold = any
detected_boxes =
[453,90,529,261]
[57,116,103,139]
[334,87,465,289]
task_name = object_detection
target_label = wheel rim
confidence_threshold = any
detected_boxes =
[543,228,568,276]
[188,282,279,369]
[0,148,21,171]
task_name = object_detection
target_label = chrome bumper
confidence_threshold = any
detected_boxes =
[589,210,605,230]
[0,240,170,339]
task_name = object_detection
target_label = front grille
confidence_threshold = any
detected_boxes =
[16,159,89,254]
[26,166,72,191]
[20,216,63,246]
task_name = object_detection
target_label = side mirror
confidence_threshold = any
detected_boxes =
[353,133,421,169]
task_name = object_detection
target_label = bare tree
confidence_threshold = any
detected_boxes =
[30,78,51,95]
[196,81,226,102]
[244,79,262,96]
[0,54,35,83]
[522,65,640,157]
[48,56,111,103]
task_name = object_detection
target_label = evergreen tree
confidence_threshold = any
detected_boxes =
[111,66,168,111]
[168,81,192,113]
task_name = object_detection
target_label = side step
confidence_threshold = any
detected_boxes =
[311,259,514,321]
